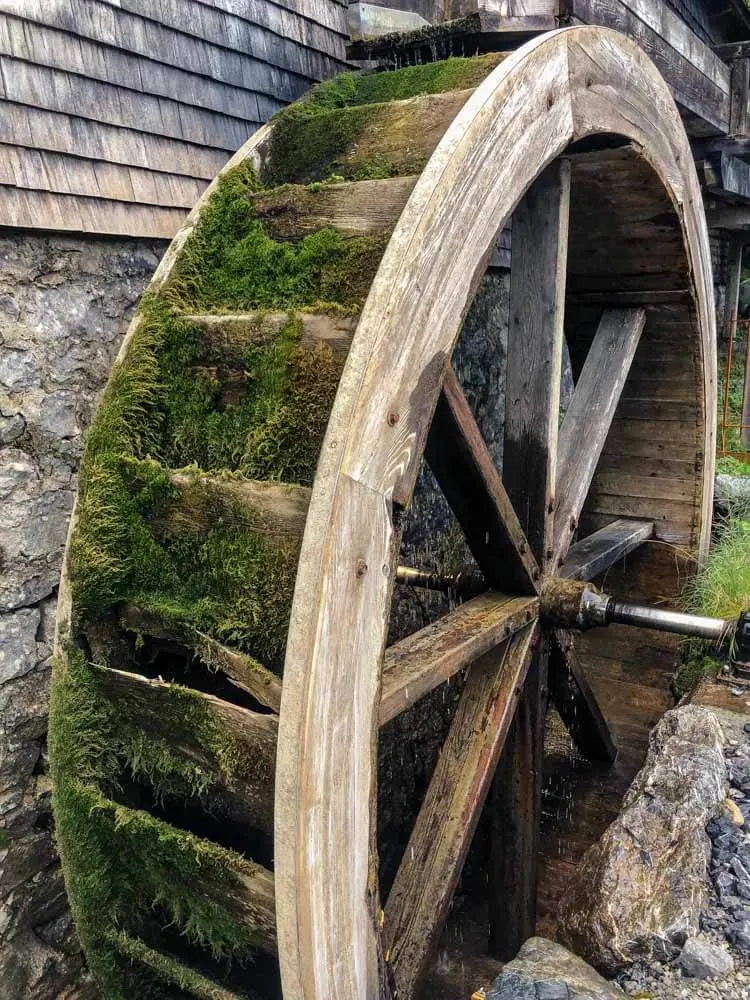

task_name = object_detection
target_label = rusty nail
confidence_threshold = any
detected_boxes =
[387,411,400,426]
[356,559,368,578]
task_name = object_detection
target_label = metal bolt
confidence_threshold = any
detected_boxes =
[519,542,527,554]
[356,559,368,578]
[569,516,576,531]
[546,547,553,560]
[387,411,400,427]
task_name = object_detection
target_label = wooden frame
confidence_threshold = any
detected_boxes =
[274,26,715,1000]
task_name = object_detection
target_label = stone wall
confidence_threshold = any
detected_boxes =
[0,231,166,998]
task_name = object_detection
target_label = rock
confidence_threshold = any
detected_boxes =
[0,348,39,392]
[485,938,623,1000]
[677,937,734,979]
[0,413,25,444]
[727,919,750,953]
[38,391,78,439]
[0,609,40,684]
[715,474,750,508]
[558,706,727,973]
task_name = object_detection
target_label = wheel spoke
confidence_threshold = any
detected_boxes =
[559,517,654,581]
[549,630,617,763]
[552,307,646,566]
[380,592,538,725]
[383,623,538,997]
[425,366,540,594]
[489,158,570,959]
[503,158,570,567]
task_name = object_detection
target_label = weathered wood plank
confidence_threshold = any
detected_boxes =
[183,310,358,361]
[0,55,253,151]
[384,624,538,997]
[0,183,186,238]
[251,176,417,240]
[379,592,539,725]
[504,158,569,567]
[0,102,229,179]
[425,367,540,594]
[553,307,646,567]
[118,603,284,713]
[559,518,654,581]
[96,665,278,837]
[729,57,750,137]
[549,630,618,763]
[0,145,204,208]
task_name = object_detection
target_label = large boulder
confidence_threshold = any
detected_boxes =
[558,706,726,973]
[486,937,623,999]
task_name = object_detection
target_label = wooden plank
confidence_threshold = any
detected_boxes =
[0,183,185,238]
[183,310,358,361]
[425,367,539,595]
[384,624,538,997]
[571,0,730,133]
[0,11,286,122]
[553,307,646,566]
[699,152,750,200]
[0,102,229,179]
[729,58,750,137]
[0,145,204,208]
[379,592,539,725]
[0,55,253,151]
[549,630,617,762]
[559,518,654,581]
[96,665,278,837]
[504,158,569,567]
[251,176,418,240]
[118,603,284,713]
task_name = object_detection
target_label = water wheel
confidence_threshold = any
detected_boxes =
[51,26,715,1000]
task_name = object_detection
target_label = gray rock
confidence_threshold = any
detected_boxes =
[715,474,750,507]
[38,391,78,439]
[558,706,727,973]
[0,348,39,392]
[0,609,40,684]
[486,938,623,999]
[677,937,734,979]
[0,413,25,444]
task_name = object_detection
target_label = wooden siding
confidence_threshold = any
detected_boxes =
[0,0,348,237]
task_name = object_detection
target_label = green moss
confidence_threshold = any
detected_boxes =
[291,53,506,113]
[0,827,9,849]
[111,933,243,1000]
[167,160,384,310]
[49,646,259,999]
[672,653,720,699]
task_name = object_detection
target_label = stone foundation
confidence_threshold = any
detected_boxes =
[0,231,166,998]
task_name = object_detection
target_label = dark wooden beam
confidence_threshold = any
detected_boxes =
[549,631,617,763]
[707,205,750,231]
[559,518,654,581]
[698,151,750,200]
[729,58,750,137]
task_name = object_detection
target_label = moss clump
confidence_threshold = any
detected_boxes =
[49,646,259,1000]
[292,53,506,112]
[167,160,385,310]
[110,933,243,1000]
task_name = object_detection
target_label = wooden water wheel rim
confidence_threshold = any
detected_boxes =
[275,26,716,1000]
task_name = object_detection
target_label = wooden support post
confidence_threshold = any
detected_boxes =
[490,158,570,959]
[730,58,750,138]
[723,235,743,344]
[742,327,750,449]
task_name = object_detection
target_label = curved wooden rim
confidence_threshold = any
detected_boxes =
[274,25,716,1000]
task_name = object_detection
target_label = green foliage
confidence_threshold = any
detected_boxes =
[110,933,243,1000]
[717,454,750,477]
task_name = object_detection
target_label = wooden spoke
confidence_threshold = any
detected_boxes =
[503,158,570,567]
[559,518,654,581]
[380,592,538,725]
[552,308,647,567]
[425,367,539,594]
[549,630,617,764]
[384,623,538,998]
[489,157,571,959]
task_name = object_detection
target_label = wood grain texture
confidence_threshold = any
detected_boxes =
[549,630,617,762]
[504,158,569,567]
[275,28,715,1000]
[425,368,540,594]
[559,518,654,581]
[379,592,538,725]
[384,624,538,997]
[553,307,645,567]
